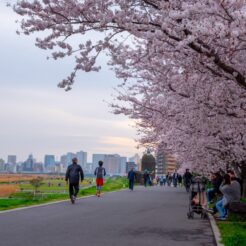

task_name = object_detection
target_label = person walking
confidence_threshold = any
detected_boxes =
[65,157,84,204]
[178,174,183,187]
[172,170,178,187]
[183,169,192,192]
[94,160,106,197]
[167,172,172,186]
[143,169,150,187]
[128,168,136,191]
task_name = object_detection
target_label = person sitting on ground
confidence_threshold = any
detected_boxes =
[227,170,243,196]
[215,173,241,220]
[206,171,223,205]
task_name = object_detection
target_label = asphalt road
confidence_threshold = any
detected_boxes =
[0,186,215,246]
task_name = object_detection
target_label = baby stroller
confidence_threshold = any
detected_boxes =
[187,176,207,219]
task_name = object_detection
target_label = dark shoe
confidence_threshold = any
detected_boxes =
[71,195,75,204]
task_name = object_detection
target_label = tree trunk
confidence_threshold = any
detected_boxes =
[241,161,246,199]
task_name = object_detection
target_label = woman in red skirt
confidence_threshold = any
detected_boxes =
[94,161,106,197]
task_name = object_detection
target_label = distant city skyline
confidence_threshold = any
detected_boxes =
[0,151,141,163]
[0,2,142,161]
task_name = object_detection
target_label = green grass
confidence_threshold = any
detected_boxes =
[218,222,246,246]
[0,177,127,211]
[19,178,92,192]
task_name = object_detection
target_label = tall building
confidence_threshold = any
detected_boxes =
[155,148,177,175]
[66,152,76,167]
[92,154,123,175]
[155,149,166,176]
[103,155,121,175]
[7,155,17,165]
[76,151,87,169]
[120,157,127,175]
[129,154,141,171]
[22,154,35,172]
[126,161,137,173]
[0,159,4,172]
[44,155,55,168]
[60,155,67,167]
[86,163,93,174]
[92,154,106,170]
[6,155,17,173]
[165,154,177,174]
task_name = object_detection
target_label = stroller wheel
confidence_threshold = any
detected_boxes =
[201,212,207,219]
[187,212,194,219]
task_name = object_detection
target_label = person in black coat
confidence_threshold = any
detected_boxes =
[65,157,84,204]
[128,168,137,191]
[183,169,192,192]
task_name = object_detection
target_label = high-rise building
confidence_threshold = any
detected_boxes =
[85,163,93,174]
[103,155,121,175]
[0,159,4,172]
[165,154,177,174]
[120,157,127,175]
[76,151,87,169]
[60,155,67,167]
[22,154,35,172]
[44,155,55,168]
[6,155,17,173]
[155,148,177,175]
[92,154,123,175]
[155,151,166,175]
[7,155,17,165]
[126,161,137,173]
[92,154,106,171]
[129,154,141,171]
[66,152,76,167]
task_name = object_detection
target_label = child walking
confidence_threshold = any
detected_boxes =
[94,161,106,197]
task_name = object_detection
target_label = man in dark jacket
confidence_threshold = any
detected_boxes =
[183,169,192,192]
[65,157,84,204]
[128,168,136,191]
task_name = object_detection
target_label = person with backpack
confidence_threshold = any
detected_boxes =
[65,157,84,204]
[94,161,106,197]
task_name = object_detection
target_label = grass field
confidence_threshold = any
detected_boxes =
[0,176,128,211]
[217,198,246,246]
[218,222,246,246]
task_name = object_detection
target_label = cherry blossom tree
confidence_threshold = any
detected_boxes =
[11,0,246,195]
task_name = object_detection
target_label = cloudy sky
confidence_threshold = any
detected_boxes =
[0,1,141,162]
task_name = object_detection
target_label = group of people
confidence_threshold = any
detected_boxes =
[65,158,106,204]
[65,158,242,219]
[128,168,193,190]
[206,170,242,220]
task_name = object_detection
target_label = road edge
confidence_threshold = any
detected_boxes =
[208,213,224,246]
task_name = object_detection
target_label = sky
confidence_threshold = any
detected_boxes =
[0,1,142,162]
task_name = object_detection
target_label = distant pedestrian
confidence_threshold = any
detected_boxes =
[167,172,172,186]
[178,174,182,187]
[143,170,150,187]
[128,168,136,191]
[183,169,192,192]
[65,157,84,204]
[94,161,106,197]
[172,170,178,187]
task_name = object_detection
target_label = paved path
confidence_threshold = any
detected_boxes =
[0,186,215,246]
